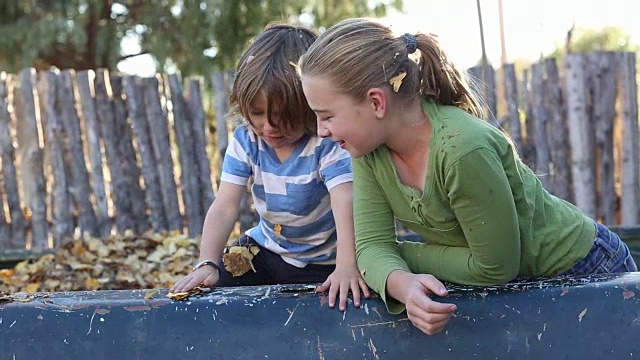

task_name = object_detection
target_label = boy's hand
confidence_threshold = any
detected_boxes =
[170,266,219,293]
[316,265,370,311]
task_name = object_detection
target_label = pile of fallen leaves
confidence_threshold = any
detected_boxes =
[0,230,202,295]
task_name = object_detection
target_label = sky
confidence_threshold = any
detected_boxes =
[118,0,640,75]
[384,0,640,69]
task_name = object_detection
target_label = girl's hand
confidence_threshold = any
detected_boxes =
[170,266,220,293]
[392,272,457,335]
[316,265,371,311]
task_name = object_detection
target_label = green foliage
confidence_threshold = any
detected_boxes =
[0,0,403,75]
[549,26,639,59]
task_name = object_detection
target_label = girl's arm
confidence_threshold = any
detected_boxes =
[352,156,414,313]
[316,182,370,311]
[170,181,246,293]
[401,148,521,285]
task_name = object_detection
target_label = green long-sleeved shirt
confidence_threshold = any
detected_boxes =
[353,101,595,314]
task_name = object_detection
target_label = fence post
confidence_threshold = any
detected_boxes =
[565,54,597,219]
[520,69,536,167]
[588,52,617,225]
[211,71,229,159]
[544,58,572,203]
[168,73,202,237]
[19,68,47,248]
[530,63,551,191]
[142,76,182,232]
[76,70,110,237]
[502,63,522,152]
[94,69,135,234]
[616,52,640,225]
[186,78,215,219]
[0,73,25,248]
[38,70,73,246]
[59,70,99,237]
[123,76,167,232]
[109,74,149,233]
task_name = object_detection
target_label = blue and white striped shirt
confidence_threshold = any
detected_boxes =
[221,126,353,267]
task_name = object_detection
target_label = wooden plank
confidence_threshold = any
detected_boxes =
[616,52,640,225]
[502,63,522,152]
[76,70,110,237]
[0,72,20,248]
[530,63,551,190]
[38,70,73,246]
[109,74,149,234]
[544,57,572,203]
[94,70,135,233]
[59,70,98,237]
[19,68,47,248]
[122,76,167,232]
[211,71,229,157]
[186,77,214,220]
[520,68,535,167]
[167,74,201,237]
[565,54,596,218]
[142,76,182,232]
[589,52,617,225]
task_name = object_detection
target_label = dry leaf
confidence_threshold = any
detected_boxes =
[84,278,100,290]
[24,283,39,294]
[389,71,407,92]
[144,289,158,300]
[0,229,227,295]
[223,246,257,277]
[167,291,190,301]
[167,286,210,301]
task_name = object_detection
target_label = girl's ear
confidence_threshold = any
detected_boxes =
[367,88,387,119]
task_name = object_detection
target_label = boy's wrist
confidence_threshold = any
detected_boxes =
[193,260,222,274]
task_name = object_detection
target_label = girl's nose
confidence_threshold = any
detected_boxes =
[317,121,330,138]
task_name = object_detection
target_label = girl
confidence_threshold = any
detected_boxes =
[171,24,369,312]
[299,18,637,334]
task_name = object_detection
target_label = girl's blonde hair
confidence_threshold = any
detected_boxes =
[299,18,482,118]
[230,23,318,136]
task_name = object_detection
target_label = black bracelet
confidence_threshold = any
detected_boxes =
[192,260,221,273]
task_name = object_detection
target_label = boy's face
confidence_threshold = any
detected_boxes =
[247,91,305,150]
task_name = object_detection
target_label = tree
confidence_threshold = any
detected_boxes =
[0,0,403,75]
[549,25,639,58]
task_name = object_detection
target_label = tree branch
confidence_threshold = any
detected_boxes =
[118,51,151,62]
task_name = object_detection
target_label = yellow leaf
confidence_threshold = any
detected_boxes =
[24,283,39,294]
[249,245,260,256]
[167,291,190,301]
[274,224,282,237]
[389,71,407,92]
[85,278,101,290]
[144,289,158,300]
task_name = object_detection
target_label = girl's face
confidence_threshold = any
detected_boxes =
[301,76,385,158]
[247,91,305,150]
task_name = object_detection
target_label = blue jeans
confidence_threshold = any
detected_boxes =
[561,223,638,275]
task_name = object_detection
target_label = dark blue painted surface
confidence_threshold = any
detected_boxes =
[2,273,640,359]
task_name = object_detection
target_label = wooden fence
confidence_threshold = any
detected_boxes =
[469,51,639,226]
[0,69,215,251]
[1,50,639,253]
